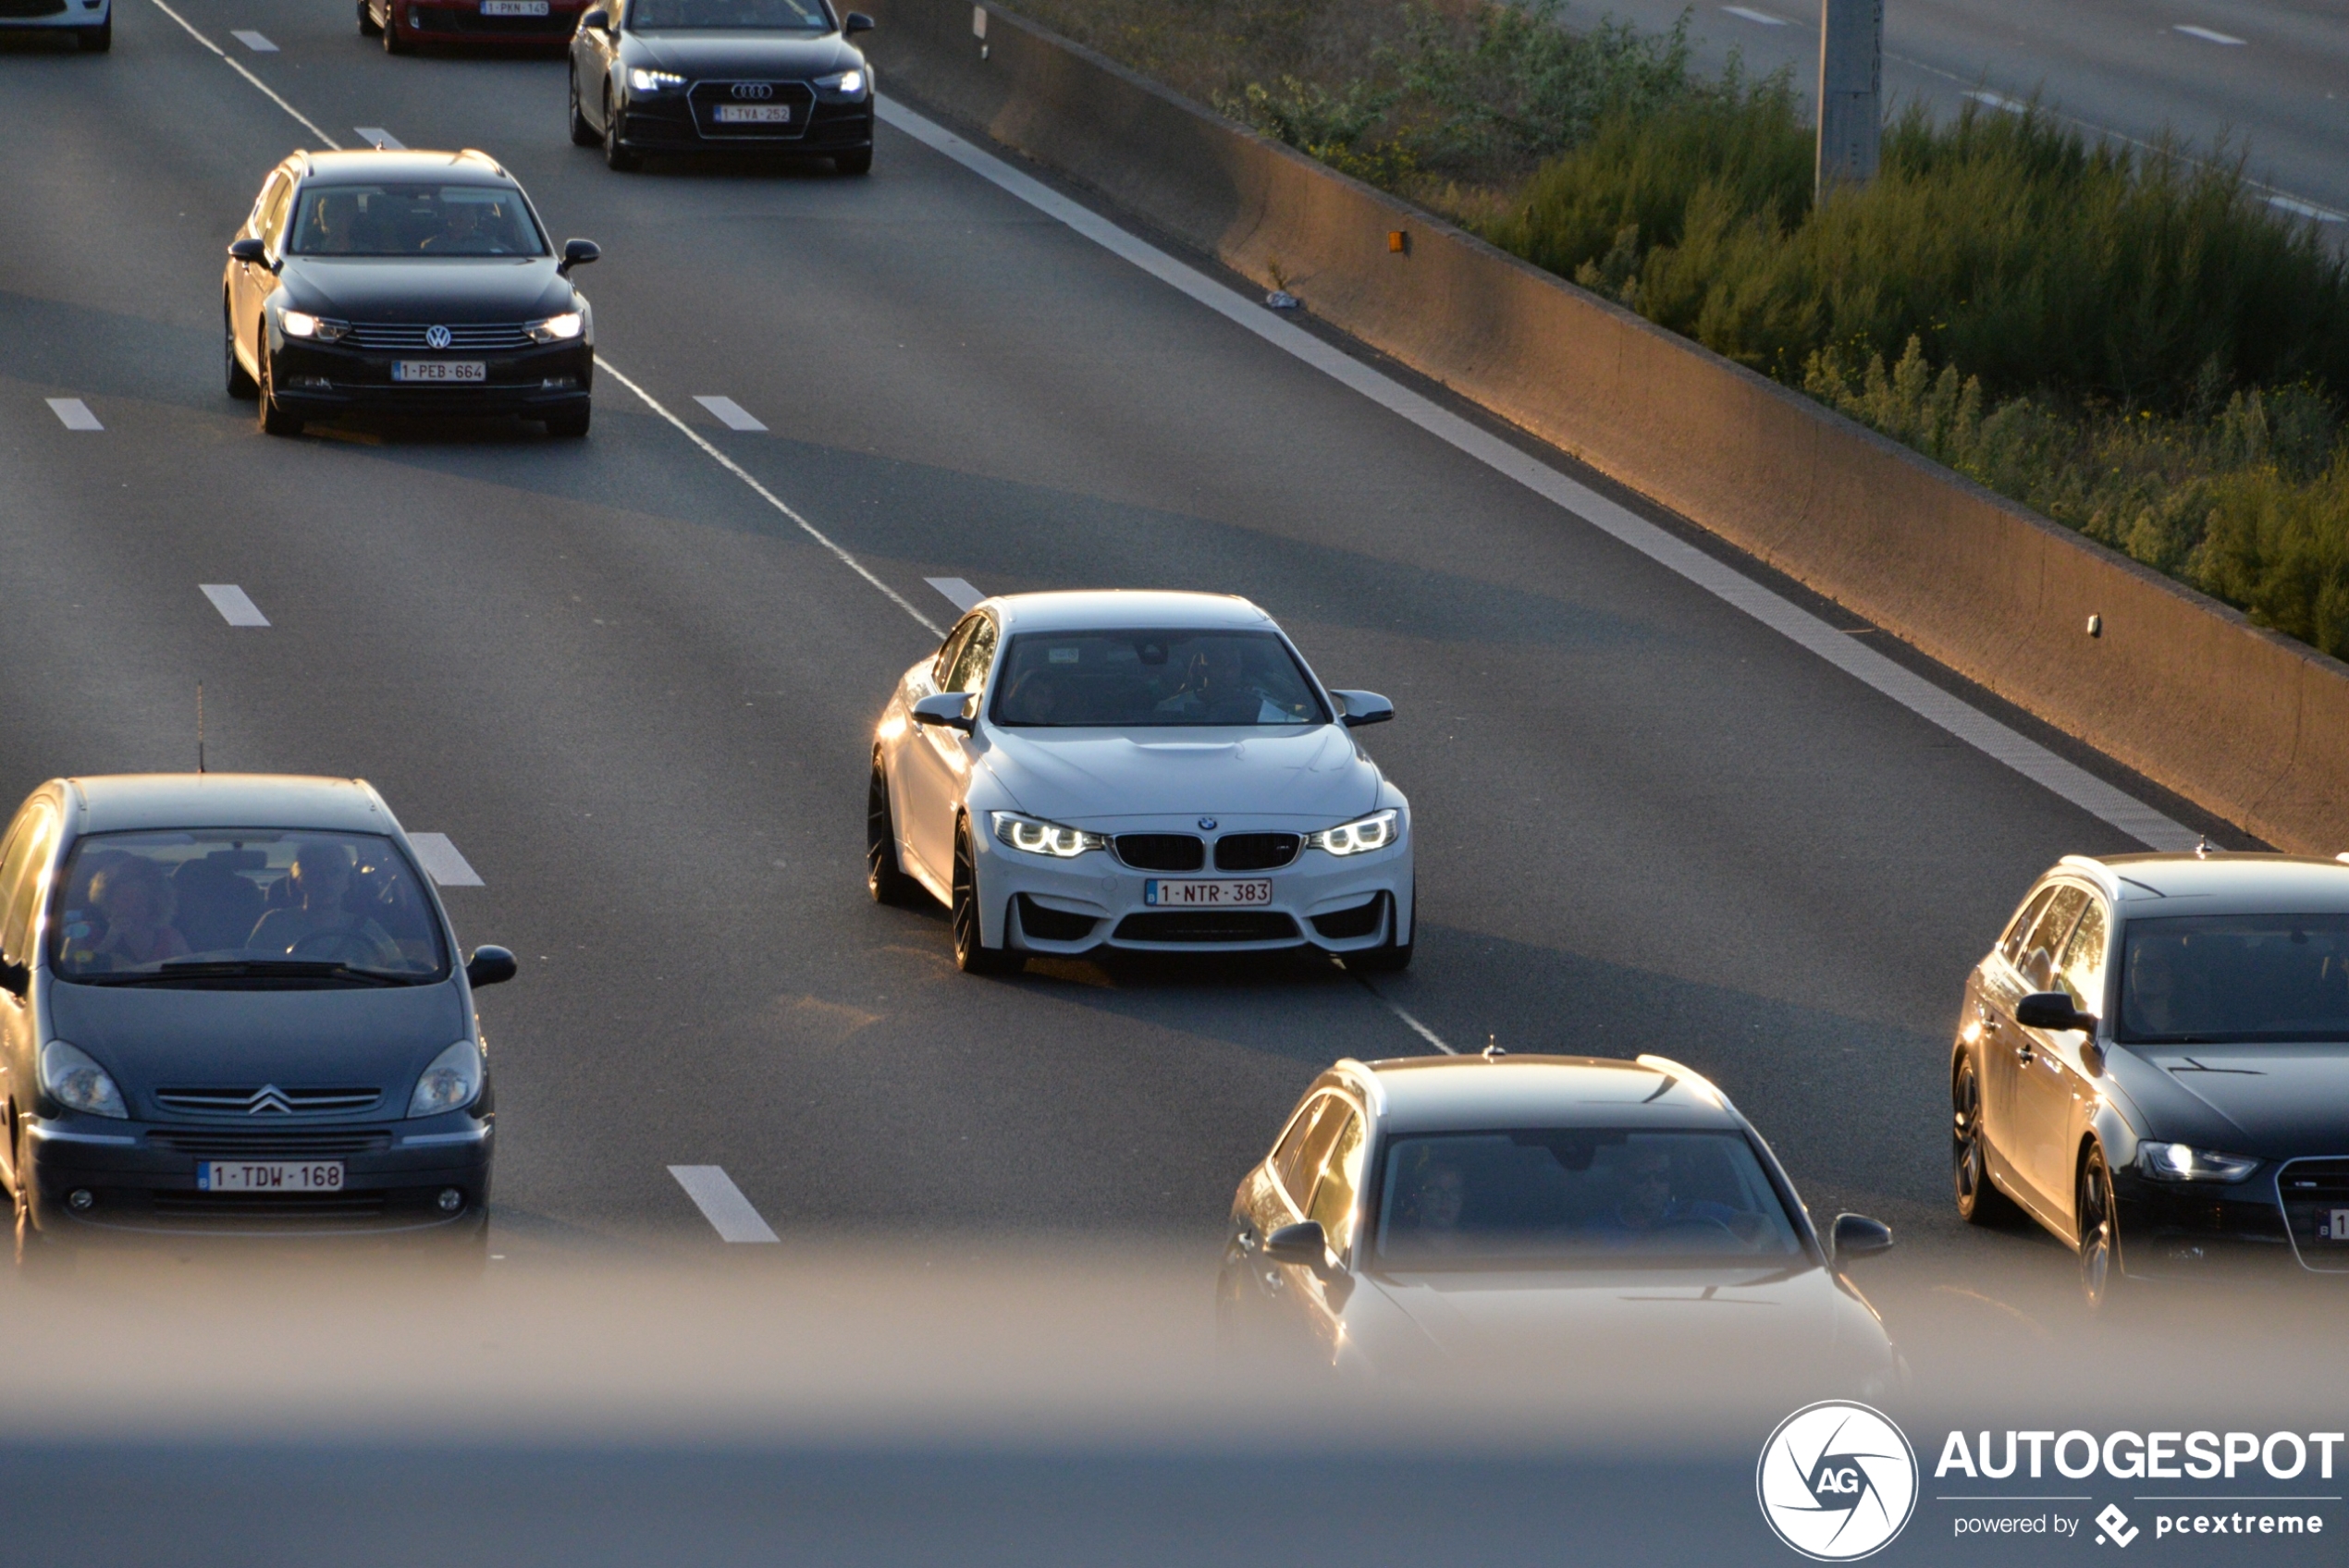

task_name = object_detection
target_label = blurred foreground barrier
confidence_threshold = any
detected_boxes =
[866,0,2349,852]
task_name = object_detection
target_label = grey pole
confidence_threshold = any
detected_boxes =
[1816,0,1883,196]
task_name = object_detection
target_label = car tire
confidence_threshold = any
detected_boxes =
[568,75,599,146]
[543,404,591,438]
[225,312,259,400]
[257,352,303,437]
[358,0,381,34]
[12,1140,73,1281]
[383,5,411,52]
[604,93,639,171]
[834,148,873,177]
[76,16,110,49]
[951,816,1018,975]
[1351,886,1414,973]
[1952,1052,2017,1225]
[867,751,924,907]
[2077,1144,2128,1312]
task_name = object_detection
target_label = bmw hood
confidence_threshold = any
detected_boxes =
[280,258,576,323]
[978,726,1382,826]
[2109,1043,2349,1158]
[624,31,859,75]
[44,980,468,1118]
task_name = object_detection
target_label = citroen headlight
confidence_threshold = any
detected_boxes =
[409,1038,484,1118]
[990,811,1105,858]
[525,311,584,343]
[1308,809,1398,856]
[41,1040,127,1119]
[816,67,866,96]
[629,67,685,92]
[279,310,350,342]
[2136,1142,2259,1183]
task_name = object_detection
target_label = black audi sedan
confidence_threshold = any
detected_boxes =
[568,0,876,174]
[0,775,516,1262]
[223,148,600,437]
[1954,851,2349,1306]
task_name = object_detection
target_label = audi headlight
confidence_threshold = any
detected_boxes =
[525,311,584,343]
[41,1040,126,1120]
[409,1038,484,1118]
[2136,1142,2259,1182]
[279,310,350,342]
[1309,809,1399,856]
[990,811,1105,858]
[629,67,684,92]
[816,67,866,96]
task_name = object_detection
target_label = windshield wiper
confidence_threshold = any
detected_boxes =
[77,960,418,988]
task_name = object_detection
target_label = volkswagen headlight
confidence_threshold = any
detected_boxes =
[525,312,584,343]
[1309,809,1398,856]
[816,67,866,96]
[990,811,1105,858]
[2136,1142,2258,1182]
[629,67,685,92]
[279,309,350,342]
[409,1038,484,1118]
[42,1040,126,1119]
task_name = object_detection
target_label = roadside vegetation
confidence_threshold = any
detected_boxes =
[1011,0,2349,659]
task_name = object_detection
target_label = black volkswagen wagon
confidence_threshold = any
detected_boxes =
[0,775,516,1261]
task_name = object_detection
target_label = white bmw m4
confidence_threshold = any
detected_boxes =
[868,591,1414,974]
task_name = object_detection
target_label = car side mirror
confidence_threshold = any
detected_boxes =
[559,238,601,275]
[911,692,977,733]
[1262,1219,1333,1272]
[1831,1213,1893,1264]
[843,10,873,32]
[579,6,607,27]
[0,960,26,998]
[465,945,518,988]
[1331,690,1394,729]
[2015,991,2097,1034]
[228,237,269,264]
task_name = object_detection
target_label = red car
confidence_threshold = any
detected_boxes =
[360,0,590,53]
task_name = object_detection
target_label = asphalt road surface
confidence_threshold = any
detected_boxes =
[0,1,2244,1320]
[1588,0,2349,221]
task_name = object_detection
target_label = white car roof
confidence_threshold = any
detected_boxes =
[983,590,1275,635]
[1341,1055,1747,1134]
[2065,852,2349,916]
[65,774,395,835]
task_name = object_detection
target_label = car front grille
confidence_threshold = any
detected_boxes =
[148,1191,389,1219]
[154,1086,383,1117]
[340,322,538,351]
[1114,911,1300,943]
[148,1128,394,1158]
[2278,1158,2349,1272]
[688,80,818,140]
[1114,834,1205,872]
[1213,833,1301,872]
[1310,896,1385,939]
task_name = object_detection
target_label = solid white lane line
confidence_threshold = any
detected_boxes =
[45,398,102,431]
[199,583,268,626]
[595,356,945,637]
[2173,23,2245,44]
[925,577,985,612]
[877,97,2197,851]
[354,126,404,150]
[1965,90,2026,113]
[147,0,341,148]
[668,1165,781,1243]
[2269,194,2344,223]
[229,28,275,50]
[406,832,484,888]
[694,395,768,432]
[1719,6,1786,24]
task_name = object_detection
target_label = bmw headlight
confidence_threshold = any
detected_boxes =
[1308,808,1399,856]
[41,1040,126,1119]
[279,309,350,342]
[525,311,584,343]
[629,67,685,92]
[815,67,866,96]
[990,811,1105,858]
[409,1038,484,1118]
[2136,1142,2259,1182]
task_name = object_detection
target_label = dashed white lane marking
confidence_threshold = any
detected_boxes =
[1719,6,1785,23]
[148,0,341,148]
[2269,194,2344,223]
[2173,23,2245,44]
[1966,90,2027,113]
[925,577,985,613]
[407,832,484,888]
[694,395,767,432]
[668,1165,781,1243]
[229,28,275,49]
[354,127,404,150]
[595,357,944,637]
[199,583,268,626]
[877,98,2197,851]
[1348,974,1453,1054]
[45,398,102,431]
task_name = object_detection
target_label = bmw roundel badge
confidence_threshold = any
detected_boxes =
[1198,817,1217,830]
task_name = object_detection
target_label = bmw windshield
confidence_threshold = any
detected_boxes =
[990,630,1331,728]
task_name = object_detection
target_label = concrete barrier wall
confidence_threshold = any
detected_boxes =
[864,0,2349,852]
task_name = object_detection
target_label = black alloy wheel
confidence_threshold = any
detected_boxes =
[1952,1054,2014,1224]
[2078,1145,2125,1311]
[603,92,639,171]
[568,75,598,146]
[544,404,591,439]
[951,817,1017,974]
[866,752,922,906]
[357,0,381,34]
[225,311,258,399]
[383,2,411,53]
[257,350,303,436]
[12,1133,70,1280]
[834,148,873,177]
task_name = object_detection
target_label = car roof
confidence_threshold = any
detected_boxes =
[63,774,396,836]
[295,149,515,186]
[2060,852,2349,916]
[982,591,1276,635]
[1337,1055,1746,1134]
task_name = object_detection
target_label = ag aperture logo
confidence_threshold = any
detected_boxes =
[1759,1402,1920,1561]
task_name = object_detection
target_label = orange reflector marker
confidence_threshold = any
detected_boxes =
[1388,230,1408,253]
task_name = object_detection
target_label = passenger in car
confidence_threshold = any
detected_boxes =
[82,857,190,970]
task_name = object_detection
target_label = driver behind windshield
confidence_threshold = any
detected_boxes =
[247,840,400,967]
[1585,1145,1746,1245]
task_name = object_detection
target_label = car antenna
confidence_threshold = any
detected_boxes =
[196,682,205,775]
[2195,835,2215,858]
[1483,1034,1506,1060]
